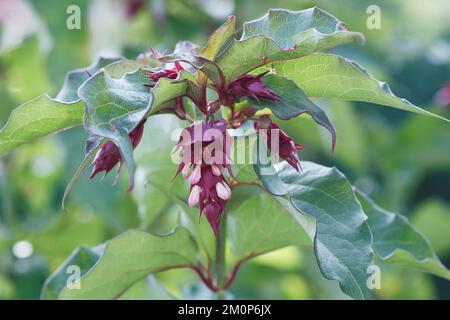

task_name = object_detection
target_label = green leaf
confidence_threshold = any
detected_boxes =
[252,136,289,196]
[118,276,175,300]
[356,190,450,280]
[57,228,198,299]
[253,73,336,150]
[216,8,363,82]
[196,15,236,98]
[79,68,152,189]
[227,189,310,261]
[261,161,374,299]
[269,53,449,122]
[41,246,100,300]
[57,57,122,103]
[200,16,236,61]
[104,60,148,79]
[0,94,84,157]
[148,74,193,116]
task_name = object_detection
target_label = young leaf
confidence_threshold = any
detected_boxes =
[196,16,237,101]
[216,8,363,83]
[252,73,336,150]
[200,16,236,62]
[356,190,450,280]
[269,53,450,122]
[0,94,84,157]
[259,161,374,300]
[56,228,198,299]
[57,57,123,103]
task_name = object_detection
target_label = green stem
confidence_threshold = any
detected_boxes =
[214,213,227,299]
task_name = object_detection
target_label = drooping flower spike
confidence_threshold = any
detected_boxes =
[174,119,233,235]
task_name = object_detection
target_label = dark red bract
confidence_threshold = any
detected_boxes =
[89,120,146,179]
[255,116,303,171]
[229,72,281,102]
[145,62,183,88]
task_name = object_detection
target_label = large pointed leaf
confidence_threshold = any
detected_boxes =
[0,94,84,157]
[227,189,310,261]
[259,161,374,299]
[216,8,363,83]
[269,53,449,122]
[54,228,198,299]
[356,190,450,280]
[252,73,336,150]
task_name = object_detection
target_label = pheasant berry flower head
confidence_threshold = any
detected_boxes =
[175,119,233,235]
[255,116,303,171]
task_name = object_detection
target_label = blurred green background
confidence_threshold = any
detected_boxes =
[0,0,449,300]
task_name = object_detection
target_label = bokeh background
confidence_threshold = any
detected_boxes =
[0,0,449,300]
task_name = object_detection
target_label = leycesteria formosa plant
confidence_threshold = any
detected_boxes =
[1,8,450,300]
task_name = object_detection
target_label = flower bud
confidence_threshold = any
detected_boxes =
[188,185,201,207]
[173,120,233,235]
[216,181,231,200]
[255,117,302,171]
[190,164,202,185]
[182,163,193,179]
[89,120,146,180]
[211,165,221,177]
[229,72,281,102]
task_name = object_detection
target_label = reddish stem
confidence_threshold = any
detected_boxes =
[222,253,257,290]
[190,252,257,292]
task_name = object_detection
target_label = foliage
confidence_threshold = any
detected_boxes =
[0,1,449,300]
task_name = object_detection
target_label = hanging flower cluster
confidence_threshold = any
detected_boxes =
[168,70,304,234]
[88,62,305,235]
[175,120,233,234]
